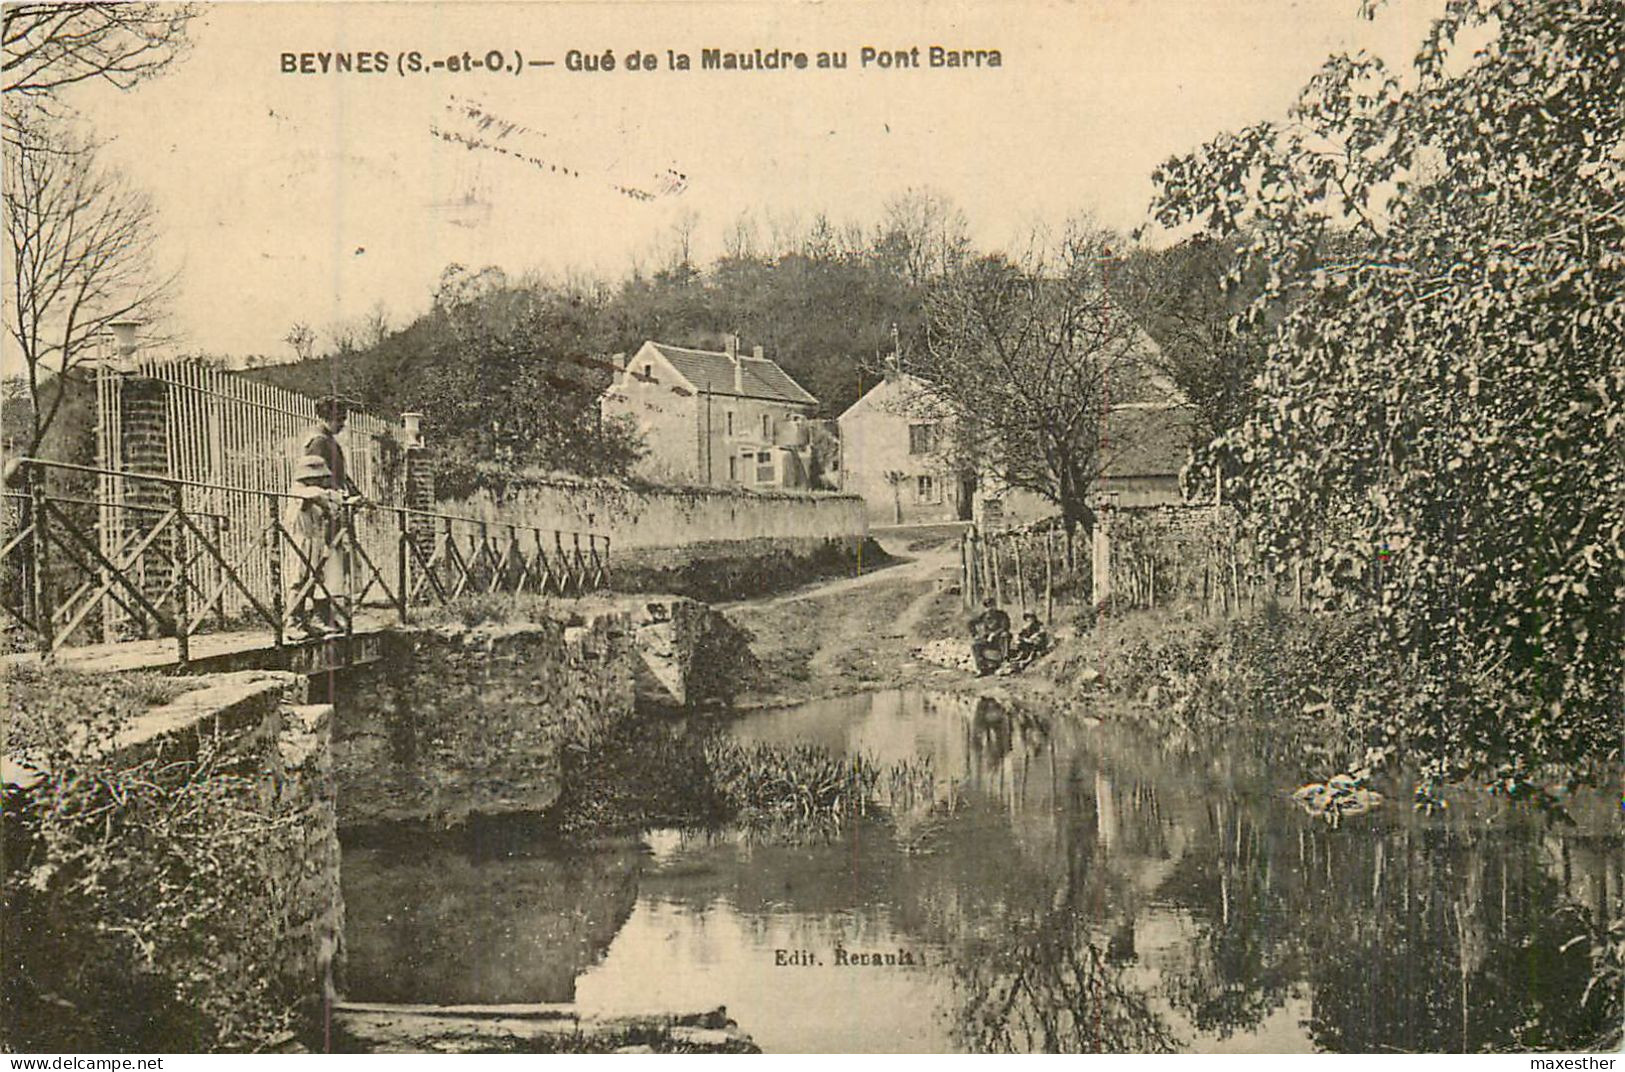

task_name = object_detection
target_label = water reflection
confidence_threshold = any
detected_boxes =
[342,689,1621,1052]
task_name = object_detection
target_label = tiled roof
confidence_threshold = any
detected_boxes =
[650,342,818,405]
[1101,405,1195,478]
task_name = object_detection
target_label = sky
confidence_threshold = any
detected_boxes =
[52,0,1447,363]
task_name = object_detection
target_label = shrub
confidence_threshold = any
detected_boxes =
[2,668,305,1051]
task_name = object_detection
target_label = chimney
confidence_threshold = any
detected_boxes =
[726,334,743,394]
[752,344,764,361]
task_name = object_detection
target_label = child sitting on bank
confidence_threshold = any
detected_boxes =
[1001,611,1052,673]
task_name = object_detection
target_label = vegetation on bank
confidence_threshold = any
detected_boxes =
[543,718,937,841]
[1054,603,1617,804]
[2,667,306,1052]
[1146,0,1622,791]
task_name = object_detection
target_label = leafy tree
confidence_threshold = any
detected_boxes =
[913,220,1155,541]
[1150,0,1623,781]
[253,269,644,483]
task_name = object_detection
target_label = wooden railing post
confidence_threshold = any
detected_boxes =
[342,502,355,645]
[29,464,52,656]
[266,494,284,650]
[532,527,550,594]
[396,507,409,622]
[209,514,227,630]
[506,523,520,592]
[441,516,454,593]
[171,483,190,667]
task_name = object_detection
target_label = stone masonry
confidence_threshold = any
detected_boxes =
[328,613,636,828]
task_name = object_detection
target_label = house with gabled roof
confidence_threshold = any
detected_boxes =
[601,335,820,488]
[838,344,1195,526]
[837,370,974,525]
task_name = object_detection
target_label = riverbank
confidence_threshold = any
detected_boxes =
[725,534,1060,710]
[1041,602,1621,802]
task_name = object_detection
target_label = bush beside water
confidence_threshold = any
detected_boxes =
[1056,602,1619,802]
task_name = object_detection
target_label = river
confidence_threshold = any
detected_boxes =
[341,688,1621,1053]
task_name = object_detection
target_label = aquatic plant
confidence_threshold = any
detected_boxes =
[701,739,936,827]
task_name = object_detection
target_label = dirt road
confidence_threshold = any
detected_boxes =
[724,534,1054,710]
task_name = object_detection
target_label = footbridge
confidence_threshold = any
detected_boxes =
[2,456,611,675]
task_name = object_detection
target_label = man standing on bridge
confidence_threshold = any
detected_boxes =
[298,395,365,631]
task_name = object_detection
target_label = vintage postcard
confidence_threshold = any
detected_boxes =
[2,0,1619,1059]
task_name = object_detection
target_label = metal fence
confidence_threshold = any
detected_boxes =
[2,457,611,664]
[94,360,408,631]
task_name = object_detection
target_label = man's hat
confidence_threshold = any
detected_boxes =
[317,394,361,417]
[1023,610,1040,620]
[294,455,332,482]
[982,597,997,608]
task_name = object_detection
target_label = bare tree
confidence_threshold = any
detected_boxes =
[876,187,971,286]
[2,3,197,143]
[721,210,759,259]
[283,322,316,363]
[911,220,1151,541]
[3,122,171,455]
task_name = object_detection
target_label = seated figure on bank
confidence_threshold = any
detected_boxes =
[1006,611,1051,671]
[969,597,1012,676]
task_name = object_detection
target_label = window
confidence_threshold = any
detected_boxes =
[909,423,937,455]
[642,364,651,379]
[761,413,772,439]
[726,411,734,436]
[728,455,737,481]
[916,475,937,503]
[756,451,774,484]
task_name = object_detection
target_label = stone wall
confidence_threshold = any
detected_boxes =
[440,477,866,556]
[438,477,871,599]
[631,597,758,709]
[2,670,344,1049]
[115,672,344,1034]
[329,614,636,828]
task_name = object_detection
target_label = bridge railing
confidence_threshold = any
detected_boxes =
[1,457,611,666]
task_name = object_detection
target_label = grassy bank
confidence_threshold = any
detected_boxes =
[1048,602,1620,804]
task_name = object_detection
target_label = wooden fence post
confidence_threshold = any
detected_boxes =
[171,484,189,667]
[267,494,284,649]
[958,532,967,607]
[1045,528,1055,624]
[991,535,1005,607]
[1012,536,1027,612]
[972,531,982,607]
